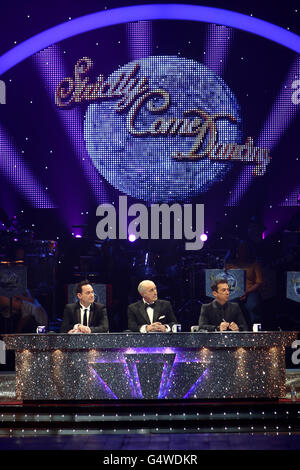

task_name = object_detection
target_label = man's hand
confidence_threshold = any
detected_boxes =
[77,324,91,333]
[219,321,229,331]
[146,322,167,332]
[228,322,239,331]
[68,324,91,334]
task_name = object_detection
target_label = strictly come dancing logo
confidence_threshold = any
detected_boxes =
[56,56,271,203]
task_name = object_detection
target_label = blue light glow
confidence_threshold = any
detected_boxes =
[1,4,300,75]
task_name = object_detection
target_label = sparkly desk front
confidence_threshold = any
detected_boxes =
[3,332,297,401]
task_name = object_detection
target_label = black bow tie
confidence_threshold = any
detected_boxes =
[145,302,156,309]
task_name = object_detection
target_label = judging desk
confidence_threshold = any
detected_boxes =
[3,331,298,401]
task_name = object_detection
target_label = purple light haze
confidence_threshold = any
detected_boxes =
[33,46,107,201]
[183,368,209,398]
[0,126,55,208]
[90,348,211,399]
[127,20,153,60]
[126,362,143,398]
[204,24,233,76]
[90,368,119,399]
[226,55,300,208]
[280,184,300,207]
[1,4,300,76]
[128,234,137,242]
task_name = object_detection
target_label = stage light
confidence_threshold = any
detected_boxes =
[33,45,108,205]
[0,126,55,208]
[128,234,137,242]
[204,24,233,76]
[1,4,300,75]
[127,20,153,60]
[227,55,300,207]
[200,233,208,242]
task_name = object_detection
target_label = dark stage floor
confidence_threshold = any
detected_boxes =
[0,370,299,453]
[0,432,300,450]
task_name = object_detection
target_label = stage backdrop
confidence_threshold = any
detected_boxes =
[0,4,299,241]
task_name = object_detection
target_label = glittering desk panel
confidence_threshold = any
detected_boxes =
[3,332,297,400]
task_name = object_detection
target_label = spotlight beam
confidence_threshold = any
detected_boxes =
[127,20,153,60]
[204,24,234,76]
[0,126,55,208]
[33,45,108,205]
[226,56,300,206]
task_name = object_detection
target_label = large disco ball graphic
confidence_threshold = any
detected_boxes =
[84,56,242,202]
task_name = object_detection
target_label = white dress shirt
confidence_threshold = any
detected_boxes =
[140,299,170,333]
[74,304,91,329]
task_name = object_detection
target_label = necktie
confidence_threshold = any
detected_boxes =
[83,309,88,326]
[145,302,156,309]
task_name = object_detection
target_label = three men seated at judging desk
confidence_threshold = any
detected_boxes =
[60,278,248,334]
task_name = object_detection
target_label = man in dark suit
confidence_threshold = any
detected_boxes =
[60,280,109,334]
[127,280,177,332]
[198,279,248,332]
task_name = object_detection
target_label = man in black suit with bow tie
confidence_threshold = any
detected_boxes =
[127,280,177,332]
[198,279,248,332]
[60,280,109,334]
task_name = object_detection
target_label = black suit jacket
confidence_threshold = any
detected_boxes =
[60,302,109,333]
[127,299,177,332]
[198,299,248,331]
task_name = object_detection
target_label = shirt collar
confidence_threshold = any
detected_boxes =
[213,299,228,309]
[80,303,91,311]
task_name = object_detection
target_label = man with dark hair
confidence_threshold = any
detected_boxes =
[198,279,248,332]
[60,280,109,334]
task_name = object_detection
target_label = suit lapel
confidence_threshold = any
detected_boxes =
[89,303,94,326]
[213,300,223,325]
[153,301,161,322]
[140,301,151,324]
[75,303,81,324]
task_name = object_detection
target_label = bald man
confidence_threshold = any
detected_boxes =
[127,280,177,332]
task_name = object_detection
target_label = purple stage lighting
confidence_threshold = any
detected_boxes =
[0,126,55,208]
[183,368,209,398]
[257,56,300,150]
[280,184,300,207]
[33,46,108,204]
[226,55,300,207]
[1,5,300,76]
[90,368,118,399]
[128,234,137,242]
[127,20,153,60]
[204,24,233,76]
